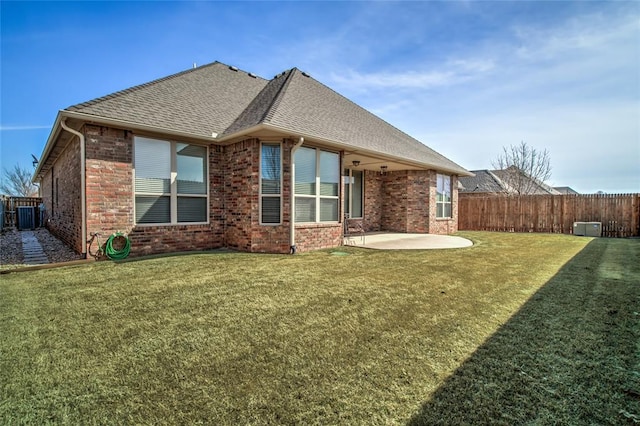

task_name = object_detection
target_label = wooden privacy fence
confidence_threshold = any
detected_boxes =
[458,193,640,237]
[1,196,43,230]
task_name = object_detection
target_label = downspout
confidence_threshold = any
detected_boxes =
[290,136,304,254]
[60,119,87,258]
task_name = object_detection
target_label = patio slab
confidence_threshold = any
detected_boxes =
[345,232,473,250]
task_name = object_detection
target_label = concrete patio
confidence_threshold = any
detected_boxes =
[344,232,473,250]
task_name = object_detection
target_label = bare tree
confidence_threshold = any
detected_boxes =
[0,164,39,197]
[491,141,552,195]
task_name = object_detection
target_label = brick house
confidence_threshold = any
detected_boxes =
[34,62,472,257]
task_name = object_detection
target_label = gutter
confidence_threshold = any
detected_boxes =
[289,136,304,254]
[59,119,88,258]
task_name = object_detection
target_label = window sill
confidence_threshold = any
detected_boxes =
[295,222,341,229]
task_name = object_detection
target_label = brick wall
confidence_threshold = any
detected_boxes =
[295,223,343,252]
[363,170,383,231]
[377,169,458,235]
[428,174,458,234]
[41,138,83,253]
[84,125,223,257]
[381,171,409,232]
[405,170,430,233]
[42,123,460,256]
[85,125,134,237]
[223,138,293,254]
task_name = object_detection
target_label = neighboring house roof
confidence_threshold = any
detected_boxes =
[36,61,471,179]
[460,168,560,195]
[458,170,505,193]
[491,168,560,195]
[554,186,579,195]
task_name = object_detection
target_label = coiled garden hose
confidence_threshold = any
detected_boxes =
[105,232,131,260]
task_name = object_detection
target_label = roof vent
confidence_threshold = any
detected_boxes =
[301,71,311,77]
[248,72,257,78]
[229,66,239,72]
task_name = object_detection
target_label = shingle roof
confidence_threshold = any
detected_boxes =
[66,62,268,138]
[460,169,560,194]
[459,170,505,193]
[64,61,469,174]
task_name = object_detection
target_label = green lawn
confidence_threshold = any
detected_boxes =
[1,232,638,425]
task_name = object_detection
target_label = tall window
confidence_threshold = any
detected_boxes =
[260,143,282,224]
[436,173,452,218]
[134,136,208,224]
[343,169,363,218]
[294,147,339,222]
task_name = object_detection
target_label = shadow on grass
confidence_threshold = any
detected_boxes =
[408,238,640,425]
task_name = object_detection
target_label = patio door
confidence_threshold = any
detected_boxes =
[343,169,363,219]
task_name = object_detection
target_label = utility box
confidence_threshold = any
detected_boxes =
[573,221,602,237]
[17,206,36,230]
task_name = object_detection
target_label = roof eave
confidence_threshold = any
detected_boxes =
[62,110,219,142]
[34,112,64,181]
[34,110,221,182]
[219,123,473,176]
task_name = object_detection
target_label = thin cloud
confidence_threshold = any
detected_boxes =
[329,59,495,91]
[0,125,50,131]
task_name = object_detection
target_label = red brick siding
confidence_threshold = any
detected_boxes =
[363,170,383,232]
[375,169,459,235]
[429,174,459,234]
[42,123,461,256]
[223,138,293,254]
[381,171,409,232]
[405,170,430,233]
[85,125,134,238]
[223,139,258,252]
[42,138,83,253]
[295,223,343,252]
[84,125,223,257]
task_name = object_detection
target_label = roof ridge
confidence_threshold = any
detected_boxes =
[220,68,297,136]
[261,68,297,123]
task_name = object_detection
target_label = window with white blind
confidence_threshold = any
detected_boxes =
[436,173,452,218]
[260,143,282,224]
[294,147,340,223]
[343,169,363,218]
[134,136,208,225]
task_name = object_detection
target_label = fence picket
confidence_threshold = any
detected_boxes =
[459,193,640,237]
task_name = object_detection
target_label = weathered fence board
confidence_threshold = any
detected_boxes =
[459,193,640,237]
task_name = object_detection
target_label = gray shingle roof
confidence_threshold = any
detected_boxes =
[459,170,505,193]
[460,169,560,194]
[67,62,268,138]
[65,61,469,174]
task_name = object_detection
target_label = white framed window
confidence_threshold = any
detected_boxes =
[436,173,452,218]
[294,146,340,223]
[343,168,363,219]
[134,136,208,225]
[260,142,282,225]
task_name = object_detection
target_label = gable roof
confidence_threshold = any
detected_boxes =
[37,61,471,178]
[554,186,579,195]
[458,170,505,193]
[66,62,268,138]
[460,168,560,195]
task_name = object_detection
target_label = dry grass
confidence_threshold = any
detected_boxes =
[1,232,637,424]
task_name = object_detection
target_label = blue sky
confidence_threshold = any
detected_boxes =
[1,1,638,193]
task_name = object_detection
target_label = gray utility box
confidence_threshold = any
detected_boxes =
[17,206,36,230]
[573,221,602,237]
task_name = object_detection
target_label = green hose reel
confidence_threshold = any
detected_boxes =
[105,232,131,260]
